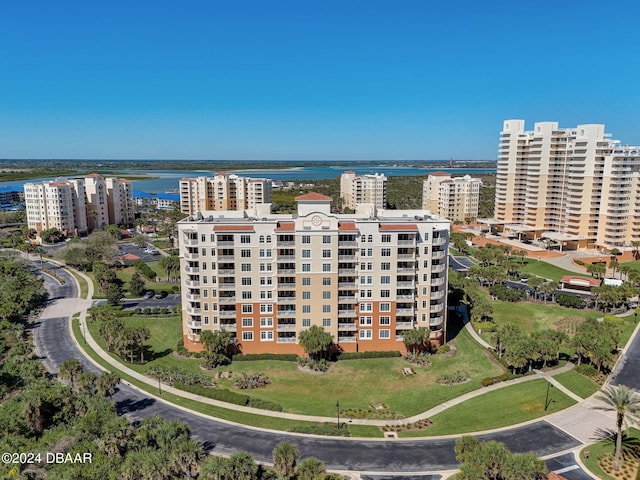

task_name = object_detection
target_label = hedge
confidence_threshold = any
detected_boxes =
[337,351,402,360]
[232,353,298,362]
[481,372,512,387]
[173,382,283,411]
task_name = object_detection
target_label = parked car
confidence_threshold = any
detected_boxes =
[143,291,154,299]
[155,290,168,299]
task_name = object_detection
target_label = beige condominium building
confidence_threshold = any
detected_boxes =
[493,120,640,250]
[179,172,272,215]
[177,193,449,354]
[25,174,134,237]
[422,172,482,222]
[340,171,387,211]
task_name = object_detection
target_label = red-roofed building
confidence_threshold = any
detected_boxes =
[560,276,601,292]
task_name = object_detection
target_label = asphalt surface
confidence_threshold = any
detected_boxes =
[611,324,640,390]
[545,453,594,480]
[32,261,585,475]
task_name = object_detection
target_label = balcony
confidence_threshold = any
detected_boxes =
[187,333,201,342]
[184,251,199,260]
[395,321,414,329]
[277,240,295,246]
[217,269,235,276]
[432,237,446,246]
[219,324,237,332]
[183,237,198,246]
[431,250,446,260]
[396,267,415,273]
[217,255,235,261]
[338,296,356,302]
[338,336,357,343]
[219,310,237,318]
[277,336,297,344]
[185,266,200,274]
[431,278,445,286]
[338,255,355,261]
[185,280,200,287]
[218,283,236,291]
[338,310,356,318]
[430,316,444,328]
[396,281,414,287]
[277,310,296,317]
[396,294,414,301]
[430,290,445,300]
[431,264,446,273]
[396,308,414,315]
[217,240,234,246]
[338,268,356,274]
[187,320,202,329]
[430,303,444,313]
[277,255,296,261]
[277,268,295,274]
[338,240,357,247]
[185,293,200,302]
[338,282,356,289]
[277,296,296,304]
[186,306,201,315]
[277,323,297,331]
[337,322,356,331]
[218,296,236,303]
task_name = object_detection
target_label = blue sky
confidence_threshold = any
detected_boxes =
[1,0,639,160]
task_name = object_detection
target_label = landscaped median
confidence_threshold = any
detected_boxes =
[580,427,640,480]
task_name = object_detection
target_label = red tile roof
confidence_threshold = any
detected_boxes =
[548,473,569,480]
[560,276,601,287]
[379,224,418,231]
[295,192,333,201]
[275,222,295,231]
[430,171,451,176]
[121,253,140,261]
[213,225,254,232]
[344,170,355,174]
[338,222,357,231]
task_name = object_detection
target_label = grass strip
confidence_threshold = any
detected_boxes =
[552,370,600,399]
[71,318,382,438]
[580,427,640,480]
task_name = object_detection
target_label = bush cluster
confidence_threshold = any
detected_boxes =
[481,372,512,387]
[473,321,496,333]
[403,352,432,367]
[574,259,585,266]
[133,307,171,315]
[233,372,271,390]
[381,419,432,432]
[148,365,214,387]
[232,353,298,362]
[175,382,250,405]
[134,260,156,280]
[288,423,351,437]
[435,344,451,355]
[436,370,470,385]
[341,408,404,420]
[297,357,330,372]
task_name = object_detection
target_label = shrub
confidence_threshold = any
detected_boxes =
[201,351,231,369]
[342,408,404,420]
[437,370,470,385]
[233,372,271,390]
[142,307,151,315]
[403,352,432,367]
[489,283,526,302]
[481,372,511,387]
[473,321,496,333]
[233,353,298,362]
[152,307,161,315]
[148,365,214,387]
[575,364,598,377]
[134,260,157,280]
[435,344,451,355]
[337,351,402,360]
[297,357,330,372]
[161,307,170,315]
[555,293,586,309]
[574,259,585,266]
[133,307,142,315]
[247,399,283,412]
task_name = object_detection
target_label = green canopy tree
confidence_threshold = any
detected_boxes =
[298,325,334,360]
[273,441,299,479]
[296,457,327,480]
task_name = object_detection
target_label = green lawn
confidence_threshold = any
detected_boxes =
[519,259,582,282]
[580,427,640,480]
[490,301,601,334]
[88,314,503,418]
[73,318,380,438]
[552,370,600,399]
[411,379,576,437]
[621,260,640,270]
[88,263,179,299]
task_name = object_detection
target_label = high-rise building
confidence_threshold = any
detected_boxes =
[340,171,387,211]
[422,173,481,222]
[179,173,272,215]
[24,174,133,238]
[177,193,449,354]
[494,120,640,250]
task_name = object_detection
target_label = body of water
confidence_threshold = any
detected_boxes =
[1,165,496,194]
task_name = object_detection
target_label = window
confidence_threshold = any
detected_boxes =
[302,235,311,244]
[381,262,391,270]
[242,291,252,299]
[260,290,273,299]
[381,289,390,298]
[424,246,429,254]
[368,235,373,242]
[322,291,331,299]
[302,305,311,313]
[241,249,251,258]
[203,304,209,312]
[302,319,311,327]
[260,304,273,313]
[423,260,429,268]
[241,235,251,244]
[302,291,311,300]
[359,316,372,325]
[359,329,372,340]
[242,318,253,327]
[360,303,373,312]
[322,249,331,258]
[242,332,254,341]
[381,276,391,284]
[213,316,218,324]
[241,263,251,271]
[202,276,208,284]
[210,234,215,242]
[323,235,331,244]
[260,317,273,327]
[259,276,273,286]
[260,331,274,341]
[302,249,311,258]
[382,234,391,243]
[379,329,390,339]
[380,302,391,312]
[266,235,271,243]
[381,248,391,256]
[203,290,209,298]
[241,277,251,286]
[259,235,265,243]
[200,234,206,242]
[322,263,331,272]
[422,300,427,308]
[322,277,331,286]
[302,264,311,272]
[302,277,311,286]
[204,316,209,325]
[322,318,331,327]
[242,304,253,313]
[322,305,331,313]
[379,316,391,325]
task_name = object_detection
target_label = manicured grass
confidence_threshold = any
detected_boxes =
[552,370,600,399]
[88,314,503,418]
[412,379,576,437]
[621,260,640,270]
[66,268,89,299]
[88,263,179,299]
[72,318,381,438]
[580,427,640,480]
[519,259,581,282]
[491,301,601,334]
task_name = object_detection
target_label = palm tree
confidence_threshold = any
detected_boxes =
[59,358,83,390]
[273,442,300,479]
[592,384,640,471]
[633,240,640,261]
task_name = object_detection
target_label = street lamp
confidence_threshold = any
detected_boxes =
[336,401,340,430]
[544,382,554,411]
[82,321,86,345]
[158,378,162,395]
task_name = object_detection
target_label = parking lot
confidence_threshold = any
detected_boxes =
[118,241,163,262]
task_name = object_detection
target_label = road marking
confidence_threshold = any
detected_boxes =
[554,465,579,474]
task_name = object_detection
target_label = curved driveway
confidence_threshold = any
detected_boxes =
[32,261,583,476]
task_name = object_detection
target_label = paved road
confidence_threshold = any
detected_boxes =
[32,262,586,475]
[545,453,594,480]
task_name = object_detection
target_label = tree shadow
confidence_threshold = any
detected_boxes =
[116,397,156,414]
[446,307,464,342]
[142,346,173,362]
[592,427,640,459]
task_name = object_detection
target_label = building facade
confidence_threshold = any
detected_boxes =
[422,173,481,222]
[179,173,272,215]
[340,171,387,211]
[24,174,133,237]
[177,193,449,354]
[494,120,640,250]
